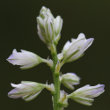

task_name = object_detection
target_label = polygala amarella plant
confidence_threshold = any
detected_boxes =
[7,6,105,110]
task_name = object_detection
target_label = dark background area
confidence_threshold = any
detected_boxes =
[0,0,110,110]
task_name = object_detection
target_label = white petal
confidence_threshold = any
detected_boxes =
[73,96,94,106]
[23,91,42,101]
[37,25,45,43]
[11,83,23,88]
[47,18,53,39]
[63,41,71,52]
[54,16,63,34]
[57,53,63,60]
[77,33,86,39]
[83,38,94,51]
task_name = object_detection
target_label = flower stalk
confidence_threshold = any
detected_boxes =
[51,44,61,110]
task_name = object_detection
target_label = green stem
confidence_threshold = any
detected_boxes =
[51,45,60,110]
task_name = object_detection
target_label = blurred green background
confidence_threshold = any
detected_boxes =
[0,0,110,110]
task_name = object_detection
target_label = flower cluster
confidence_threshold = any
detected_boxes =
[7,6,105,110]
[37,6,63,48]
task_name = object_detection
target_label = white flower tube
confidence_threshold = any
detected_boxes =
[62,33,94,63]
[37,6,63,47]
[8,81,45,101]
[7,49,43,69]
[68,84,105,106]
[60,73,80,90]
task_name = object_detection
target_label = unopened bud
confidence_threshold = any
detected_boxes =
[60,73,80,90]
[59,90,68,108]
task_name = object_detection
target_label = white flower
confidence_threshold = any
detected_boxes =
[7,49,43,69]
[68,84,105,106]
[62,33,94,63]
[37,6,63,47]
[60,73,80,90]
[8,81,45,101]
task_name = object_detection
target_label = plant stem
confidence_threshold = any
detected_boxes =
[51,45,60,110]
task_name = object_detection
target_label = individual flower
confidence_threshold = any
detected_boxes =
[68,84,105,106]
[37,6,63,48]
[8,81,45,101]
[60,73,80,90]
[7,49,52,69]
[61,33,94,63]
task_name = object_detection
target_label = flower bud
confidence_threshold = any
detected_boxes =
[68,84,105,106]
[54,16,63,35]
[8,81,45,101]
[60,73,80,90]
[57,53,63,61]
[7,49,43,69]
[55,61,61,73]
[59,90,68,108]
[62,33,94,63]
[37,6,63,48]
[45,83,55,94]
[42,58,53,68]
